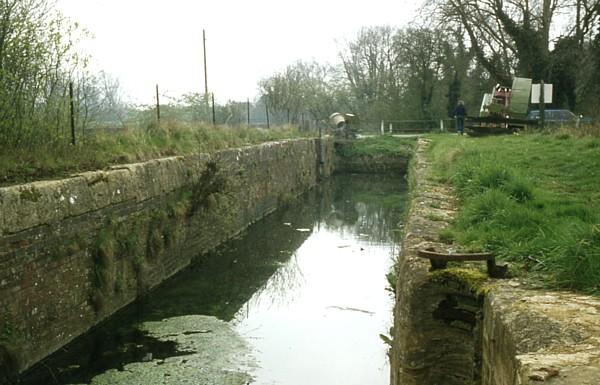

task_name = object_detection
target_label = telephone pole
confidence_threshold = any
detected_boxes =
[203,29,208,96]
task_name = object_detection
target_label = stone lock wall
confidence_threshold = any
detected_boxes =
[0,139,335,377]
[390,139,483,385]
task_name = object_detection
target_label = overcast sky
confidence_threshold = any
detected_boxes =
[56,0,420,105]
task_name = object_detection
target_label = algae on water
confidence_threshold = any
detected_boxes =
[88,315,256,385]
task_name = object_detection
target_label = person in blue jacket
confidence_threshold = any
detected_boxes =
[453,100,467,135]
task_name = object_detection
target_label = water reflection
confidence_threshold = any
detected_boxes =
[232,174,407,385]
[319,174,407,244]
[17,174,407,385]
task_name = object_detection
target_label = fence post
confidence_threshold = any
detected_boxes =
[540,80,545,130]
[266,103,270,129]
[440,119,444,132]
[211,93,216,126]
[69,81,75,145]
[380,120,384,135]
[155,84,160,127]
[318,124,323,161]
[389,122,393,134]
[247,98,250,126]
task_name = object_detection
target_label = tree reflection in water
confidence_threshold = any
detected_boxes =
[233,173,408,385]
[234,174,407,320]
[320,174,408,244]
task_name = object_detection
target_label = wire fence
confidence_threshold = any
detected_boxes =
[380,119,457,134]
[54,82,464,142]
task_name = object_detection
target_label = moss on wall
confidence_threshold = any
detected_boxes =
[18,187,42,202]
[428,268,489,297]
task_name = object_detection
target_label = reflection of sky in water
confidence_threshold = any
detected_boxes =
[233,217,397,385]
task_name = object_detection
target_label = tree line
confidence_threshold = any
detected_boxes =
[260,0,600,127]
[1,0,598,148]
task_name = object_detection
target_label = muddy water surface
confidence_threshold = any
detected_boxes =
[18,174,407,385]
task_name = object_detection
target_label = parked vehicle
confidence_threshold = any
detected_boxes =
[527,109,596,126]
[527,110,578,124]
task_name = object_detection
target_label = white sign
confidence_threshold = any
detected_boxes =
[480,93,493,114]
[531,84,553,104]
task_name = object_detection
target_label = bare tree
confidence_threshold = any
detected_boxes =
[393,28,448,120]
[339,26,402,121]
[259,60,342,123]
[424,0,570,81]
[572,0,600,46]
[0,0,86,145]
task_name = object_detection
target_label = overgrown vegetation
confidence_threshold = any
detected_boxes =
[427,132,600,294]
[0,123,307,186]
[88,163,237,312]
[0,0,85,147]
[335,135,416,158]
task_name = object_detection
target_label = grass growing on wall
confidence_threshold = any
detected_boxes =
[427,132,600,294]
[0,122,308,186]
[335,135,417,158]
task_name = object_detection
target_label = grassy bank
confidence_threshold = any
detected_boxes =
[336,135,416,158]
[0,123,308,186]
[427,132,600,294]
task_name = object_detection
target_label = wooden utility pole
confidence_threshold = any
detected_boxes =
[69,81,75,145]
[203,29,208,96]
[156,84,161,127]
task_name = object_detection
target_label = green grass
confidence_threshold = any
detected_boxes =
[335,135,416,158]
[427,132,600,294]
[0,121,309,186]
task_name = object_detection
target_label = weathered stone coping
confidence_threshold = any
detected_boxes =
[0,139,319,236]
[391,137,600,385]
[482,282,600,384]
[0,153,206,235]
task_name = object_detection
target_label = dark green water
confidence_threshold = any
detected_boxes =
[17,174,408,385]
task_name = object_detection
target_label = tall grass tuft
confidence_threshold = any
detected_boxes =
[544,222,600,292]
